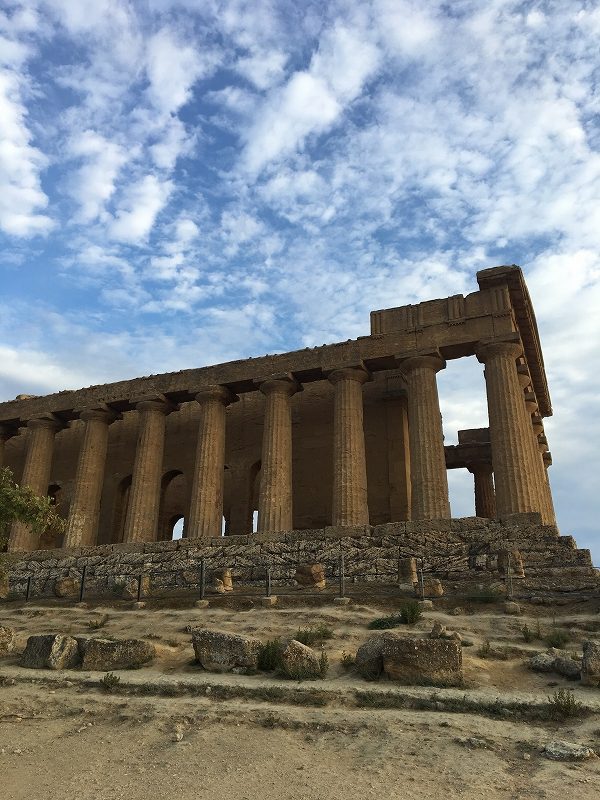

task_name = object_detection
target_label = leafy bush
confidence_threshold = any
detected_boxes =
[400,600,422,625]
[367,614,403,630]
[477,639,492,658]
[544,630,570,649]
[257,638,284,672]
[547,689,585,720]
[294,624,334,646]
[99,672,121,693]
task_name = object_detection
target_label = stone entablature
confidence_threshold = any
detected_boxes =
[0,265,560,554]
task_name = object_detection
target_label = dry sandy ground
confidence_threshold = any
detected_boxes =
[1,598,600,800]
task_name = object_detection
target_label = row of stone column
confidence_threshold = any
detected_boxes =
[5,337,555,552]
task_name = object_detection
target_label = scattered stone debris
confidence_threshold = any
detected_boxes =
[542,741,596,761]
[0,625,16,656]
[455,736,492,750]
[528,648,581,680]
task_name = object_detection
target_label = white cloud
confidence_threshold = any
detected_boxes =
[0,69,53,237]
[67,130,129,223]
[109,174,173,244]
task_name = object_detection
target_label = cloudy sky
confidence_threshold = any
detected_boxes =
[1,0,599,561]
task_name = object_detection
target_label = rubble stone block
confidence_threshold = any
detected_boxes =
[295,563,326,589]
[191,629,261,672]
[21,634,80,670]
[382,636,462,685]
[54,576,81,598]
[0,625,16,656]
[581,640,600,686]
[79,637,155,671]
[281,640,321,679]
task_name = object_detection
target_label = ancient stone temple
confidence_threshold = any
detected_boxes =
[0,265,594,593]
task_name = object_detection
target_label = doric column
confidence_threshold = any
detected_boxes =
[328,367,370,527]
[384,389,411,521]
[468,463,496,518]
[64,407,119,548]
[187,386,236,539]
[401,353,450,520]
[257,376,300,533]
[124,396,174,543]
[8,415,63,552]
[477,339,538,516]
[538,440,557,525]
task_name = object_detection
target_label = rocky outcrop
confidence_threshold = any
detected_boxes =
[21,634,80,670]
[191,629,261,672]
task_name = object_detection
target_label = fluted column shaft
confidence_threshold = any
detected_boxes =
[8,417,62,552]
[477,341,538,516]
[468,463,496,518]
[257,378,299,533]
[64,409,117,548]
[124,398,173,543]
[329,367,370,527]
[538,443,556,525]
[402,355,450,520]
[188,386,235,539]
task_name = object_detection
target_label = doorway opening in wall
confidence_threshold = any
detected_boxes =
[171,516,184,540]
[252,510,259,533]
[447,468,475,518]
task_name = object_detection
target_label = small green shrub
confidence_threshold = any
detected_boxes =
[257,638,284,672]
[400,600,422,625]
[87,614,109,630]
[294,624,334,646]
[340,650,355,669]
[477,639,492,659]
[464,587,503,603]
[547,689,585,720]
[544,630,570,649]
[99,672,121,693]
[318,650,329,679]
[521,624,534,643]
[367,614,402,630]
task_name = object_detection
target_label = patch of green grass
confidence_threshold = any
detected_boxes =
[368,601,423,630]
[367,614,402,630]
[544,630,570,649]
[294,624,334,646]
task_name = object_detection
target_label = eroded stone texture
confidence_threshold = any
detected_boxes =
[191,629,261,672]
[329,367,370,527]
[381,637,462,685]
[79,637,155,670]
[187,386,236,539]
[281,640,321,678]
[401,353,450,520]
[257,377,299,533]
[21,634,80,670]
[581,640,600,686]
[0,626,16,656]
[468,463,496,519]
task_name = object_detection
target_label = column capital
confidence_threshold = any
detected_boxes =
[517,364,532,389]
[476,335,523,364]
[537,435,549,453]
[466,461,493,475]
[543,451,552,467]
[257,374,302,397]
[398,350,445,375]
[135,395,176,415]
[79,406,121,424]
[524,390,538,414]
[195,385,238,406]
[26,414,64,433]
[327,365,371,386]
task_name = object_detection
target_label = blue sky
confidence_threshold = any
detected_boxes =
[1,0,599,562]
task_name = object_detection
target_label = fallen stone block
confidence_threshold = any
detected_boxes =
[0,625,16,656]
[212,569,233,593]
[543,741,596,761]
[355,632,399,680]
[503,601,521,615]
[21,634,80,670]
[110,575,151,600]
[416,578,443,598]
[382,636,462,686]
[281,640,321,679]
[397,557,417,584]
[581,640,600,686]
[79,637,155,671]
[295,563,326,590]
[192,629,261,672]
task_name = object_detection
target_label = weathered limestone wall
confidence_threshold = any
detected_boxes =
[5,517,595,599]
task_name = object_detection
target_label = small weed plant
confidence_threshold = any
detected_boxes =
[521,624,535,643]
[544,630,570,649]
[294,624,334,646]
[258,638,284,672]
[340,650,355,669]
[547,689,585,720]
[318,650,329,679]
[99,672,121,693]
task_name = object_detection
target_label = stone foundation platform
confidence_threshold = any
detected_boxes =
[3,514,596,601]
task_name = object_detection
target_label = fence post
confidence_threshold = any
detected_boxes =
[136,574,143,602]
[25,575,32,602]
[79,565,87,603]
[199,558,206,600]
[418,559,425,601]
[506,552,513,600]
[266,566,271,598]
[338,553,345,598]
